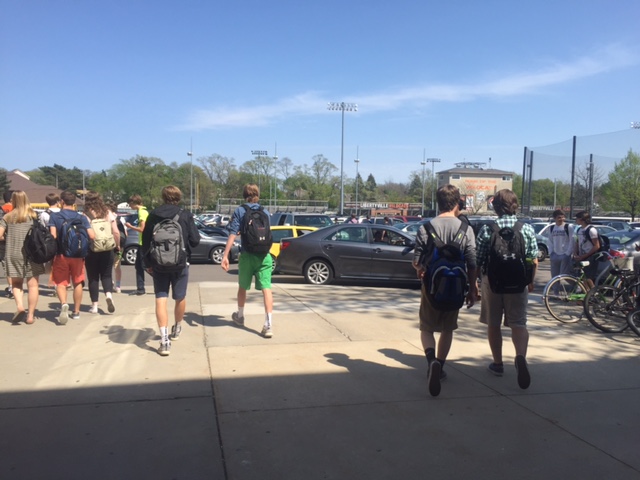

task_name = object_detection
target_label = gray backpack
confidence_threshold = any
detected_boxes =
[148,212,187,272]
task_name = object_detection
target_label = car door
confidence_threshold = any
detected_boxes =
[369,227,416,280]
[370,225,416,280]
[320,225,372,277]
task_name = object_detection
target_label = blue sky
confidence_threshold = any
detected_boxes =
[2,0,639,184]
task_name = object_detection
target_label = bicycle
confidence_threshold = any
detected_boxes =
[626,309,640,337]
[583,268,639,333]
[542,251,626,323]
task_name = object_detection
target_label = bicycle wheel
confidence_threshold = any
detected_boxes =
[543,275,587,323]
[584,285,631,333]
[627,309,640,337]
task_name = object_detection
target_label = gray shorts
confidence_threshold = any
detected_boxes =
[479,275,528,328]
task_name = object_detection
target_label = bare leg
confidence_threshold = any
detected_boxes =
[511,326,529,358]
[72,282,83,313]
[26,276,39,323]
[237,287,247,308]
[11,278,25,312]
[262,288,273,314]
[487,325,503,364]
[174,298,186,325]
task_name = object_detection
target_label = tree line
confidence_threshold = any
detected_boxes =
[1,149,638,218]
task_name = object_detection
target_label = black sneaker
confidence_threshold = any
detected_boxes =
[515,355,531,389]
[129,289,146,296]
[487,363,504,376]
[158,341,171,356]
[428,361,442,397]
[170,323,182,341]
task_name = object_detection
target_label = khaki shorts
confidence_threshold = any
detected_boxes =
[479,275,528,327]
[419,285,460,332]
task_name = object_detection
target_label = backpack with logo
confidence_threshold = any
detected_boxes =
[584,226,610,254]
[24,218,58,264]
[240,204,273,254]
[422,219,469,311]
[147,212,187,272]
[88,215,116,253]
[486,221,530,294]
[59,214,91,258]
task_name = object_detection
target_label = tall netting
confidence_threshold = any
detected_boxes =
[521,128,640,218]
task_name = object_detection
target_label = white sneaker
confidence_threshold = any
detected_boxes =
[89,305,99,314]
[261,325,273,338]
[58,304,69,325]
[114,287,121,294]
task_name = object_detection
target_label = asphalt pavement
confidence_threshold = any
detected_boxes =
[1,262,639,480]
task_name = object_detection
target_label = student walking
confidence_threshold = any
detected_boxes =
[0,191,45,324]
[413,184,478,396]
[221,184,274,338]
[142,186,200,356]
[125,194,148,295]
[475,189,538,390]
[106,201,126,293]
[84,191,120,314]
[49,190,95,324]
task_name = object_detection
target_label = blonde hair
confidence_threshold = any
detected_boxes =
[243,184,260,203]
[5,190,37,224]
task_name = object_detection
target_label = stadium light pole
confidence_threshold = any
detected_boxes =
[426,157,441,213]
[251,150,268,197]
[187,141,193,213]
[354,146,360,216]
[328,102,358,216]
[421,152,426,217]
[632,121,640,129]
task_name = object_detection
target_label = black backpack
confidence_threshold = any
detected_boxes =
[486,221,530,294]
[147,212,187,272]
[240,204,272,254]
[584,226,610,254]
[24,218,58,264]
[422,219,469,311]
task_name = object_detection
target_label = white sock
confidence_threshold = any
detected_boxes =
[238,307,244,317]
[106,292,113,299]
[160,326,169,342]
[265,313,272,328]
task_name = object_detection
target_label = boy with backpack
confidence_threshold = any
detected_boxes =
[48,190,95,324]
[413,184,478,397]
[573,211,603,289]
[475,189,538,390]
[221,184,274,338]
[548,209,574,279]
[142,186,200,356]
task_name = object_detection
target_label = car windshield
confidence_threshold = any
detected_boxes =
[606,230,640,245]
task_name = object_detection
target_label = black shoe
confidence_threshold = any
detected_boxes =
[515,355,530,389]
[129,289,146,296]
[428,361,442,397]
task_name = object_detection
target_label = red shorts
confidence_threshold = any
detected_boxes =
[52,255,86,286]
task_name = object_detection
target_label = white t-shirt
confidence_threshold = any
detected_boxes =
[576,225,599,256]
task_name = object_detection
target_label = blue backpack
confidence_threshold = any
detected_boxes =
[59,214,90,258]
[422,220,469,311]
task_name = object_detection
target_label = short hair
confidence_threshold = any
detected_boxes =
[2,190,13,203]
[436,184,461,213]
[243,184,260,203]
[493,189,519,216]
[162,185,182,205]
[128,194,142,206]
[575,210,592,224]
[60,190,77,206]
[552,209,565,219]
[45,193,60,207]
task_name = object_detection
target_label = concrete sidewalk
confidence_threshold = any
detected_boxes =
[1,275,639,480]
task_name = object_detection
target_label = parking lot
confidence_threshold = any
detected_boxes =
[1,261,639,479]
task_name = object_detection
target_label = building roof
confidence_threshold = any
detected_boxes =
[4,169,63,205]
[437,167,515,175]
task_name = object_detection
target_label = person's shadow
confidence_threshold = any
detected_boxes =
[99,325,157,352]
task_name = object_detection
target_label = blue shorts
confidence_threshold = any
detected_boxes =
[152,266,189,300]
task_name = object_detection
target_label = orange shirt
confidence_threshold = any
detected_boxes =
[1,204,13,213]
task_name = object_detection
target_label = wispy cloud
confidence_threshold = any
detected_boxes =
[178,44,637,131]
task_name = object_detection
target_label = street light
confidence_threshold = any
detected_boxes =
[251,150,268,196]
[420,153,426,217]
[354,147,360,217]
[425,157,441,213]
[187,144,193,213]
[328,101,358,216]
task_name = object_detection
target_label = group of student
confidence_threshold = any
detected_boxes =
[413,185,539,397]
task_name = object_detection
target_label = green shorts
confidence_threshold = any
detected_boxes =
[238,252,272,291]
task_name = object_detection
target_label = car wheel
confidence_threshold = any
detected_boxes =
[122,246,137,265]
[270,254,277,273]
[537,243,548,262]
[210,246,225,265]
[304,259,334,285]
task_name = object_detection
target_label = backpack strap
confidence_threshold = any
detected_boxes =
[424,222,446,249]
[513,221,524,233]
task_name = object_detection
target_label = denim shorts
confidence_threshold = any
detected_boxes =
[152,265,189,300]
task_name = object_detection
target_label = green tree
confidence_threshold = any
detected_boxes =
[604,150,640,220]
[0,168,10,197]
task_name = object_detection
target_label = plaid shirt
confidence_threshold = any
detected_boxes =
[476,215,539,272]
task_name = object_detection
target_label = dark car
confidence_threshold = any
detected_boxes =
[606,230,640,269]
[122,228,239,265]
[275,223,417,285]
[270,212,334,228]
[194,218,229,237]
